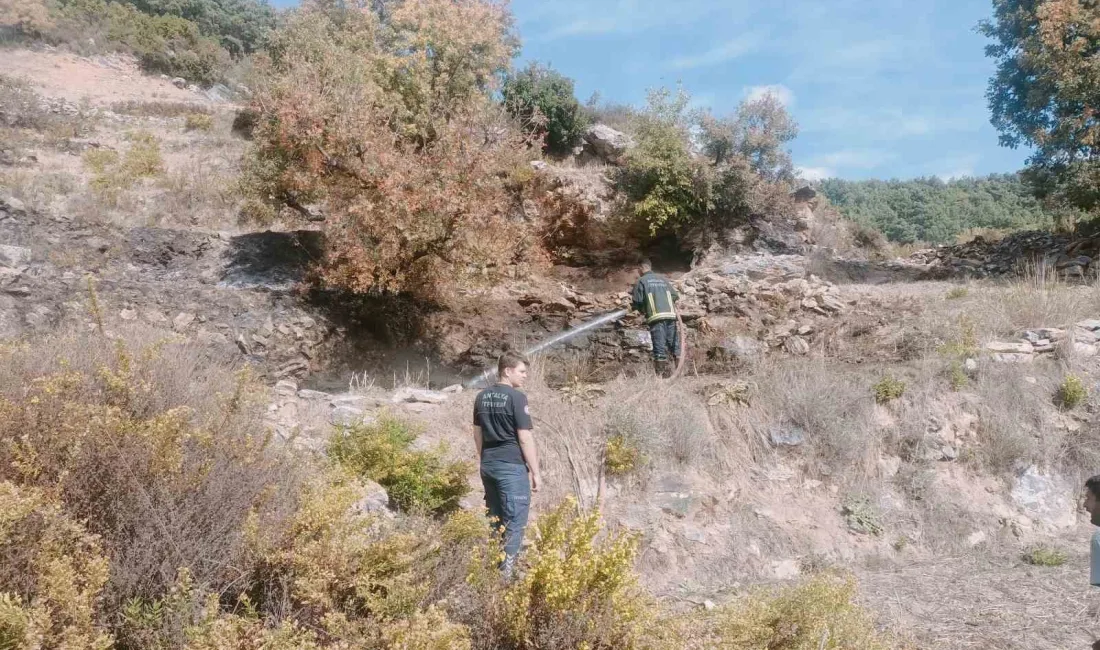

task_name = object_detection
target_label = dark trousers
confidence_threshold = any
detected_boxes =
[480,460,531,565]
[648,318,680,362]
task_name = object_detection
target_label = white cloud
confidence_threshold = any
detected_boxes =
[744,84,794,107]
[814,149,895,170]
[932,154,980,181]
[796,166,834,181]
[666,33,764,70]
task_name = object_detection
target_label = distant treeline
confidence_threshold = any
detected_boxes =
[820,175,1053,244]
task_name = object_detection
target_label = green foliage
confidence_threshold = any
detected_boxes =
[1022,546,1068,567]
[605,432,641,476]
[497,497,656,649]
[948,361,969,392]
[16,0,231,84]
[873,376,906,404]
[820,175,1052,244]
[946,286,969,300]
[82,131,164,204]
[842,497,884,536]
[698,92,798,180]
[618,86,799,239]
[118,0,275,55]
[503,61,589,155]
[713,573,892,649]
[1056,374,1088,410]
[619,87,705,235]
[939,315,979,359]
[184,112,214,131]
[980,0,1100,212]
[329,414,471,515]
[0,481,114,650]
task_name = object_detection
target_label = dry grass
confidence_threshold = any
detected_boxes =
[859,549,1097,649]
[738,360,880,479]
[0,325,303,604]
[156,156,240,226]
[969,268,1100,336]
[972,365,1058,474]
[109,100,212,119]
[0,169,80,209]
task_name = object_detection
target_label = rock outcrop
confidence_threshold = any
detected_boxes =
[580,124,634,164]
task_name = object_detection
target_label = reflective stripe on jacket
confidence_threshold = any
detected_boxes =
[631,271,678,324]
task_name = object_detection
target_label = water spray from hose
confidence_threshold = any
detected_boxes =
[462,308,629,389]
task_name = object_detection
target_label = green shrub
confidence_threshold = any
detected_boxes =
[46,0,231,84]
[184,112,215,131]
[503,61,589,155]
[948,361,969,391]
[328,414,471,515]
[619,87,704,236]
[873,375,906,404]
[83,131,163,203]
[496,497,658,649]
[712,573,891,649]
[0,327,293,631]
[946,286,969,300]
[842,497,884,536]
[605,432,641,476]
[1022,546,1068,567]
[939,315,979,359]
[1056,374,1088,410]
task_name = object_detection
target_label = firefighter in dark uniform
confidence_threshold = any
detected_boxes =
[631,259,680,377]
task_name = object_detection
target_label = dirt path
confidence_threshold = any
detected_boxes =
[2,47,204,106]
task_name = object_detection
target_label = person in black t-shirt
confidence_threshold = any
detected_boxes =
[473,350,541,577]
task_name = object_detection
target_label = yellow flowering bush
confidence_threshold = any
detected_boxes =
[498,498,656,649]
[0,481,113,650]
[712,573,892,650]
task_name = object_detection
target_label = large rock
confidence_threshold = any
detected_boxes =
[710,336,764,363]
[583,124,634,162]
[0,244,31,268]
[1011,466,1077,529]
[391,387,449,405]
[353,480,393,518]
[986,340,1034,354]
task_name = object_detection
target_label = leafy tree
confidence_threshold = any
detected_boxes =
[820,174,1053,243]
[502,61,589,155]
[700,93,798,180]
[980,0,1100,210]
[243,0,530,300]
[119,0,277,54]
[618,86,706,235]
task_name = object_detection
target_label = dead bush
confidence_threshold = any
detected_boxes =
[0,326,301,612]
[973,366,1054,473]
[747,361,878,477]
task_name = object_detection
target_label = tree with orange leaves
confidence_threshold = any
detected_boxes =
[243,0,532,300]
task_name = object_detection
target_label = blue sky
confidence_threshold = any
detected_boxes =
[511,0,1026,181]
[269,0,1027,181]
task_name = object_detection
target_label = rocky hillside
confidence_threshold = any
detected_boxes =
[5,48,1100,649]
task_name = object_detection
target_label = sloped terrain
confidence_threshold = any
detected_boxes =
[4,47,1100,649]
